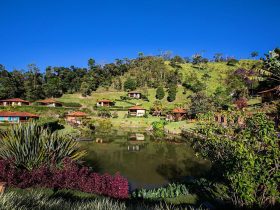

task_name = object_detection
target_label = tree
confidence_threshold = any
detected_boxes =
[189,91,215,114]
[156,86,165,100]
[193,112,280,208]
[167,84,177,102]
[250,51,259,59]
[213,53,224,62]
[123,78,137,91]
[80,82,91,97]
[43,77,63,98]
[24,64,45,101]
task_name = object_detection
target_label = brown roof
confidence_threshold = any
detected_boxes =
[97,99,112,103]
[66,111,87,117]
[172,108,187,114]
[0,98,29,103]
[0,111,39,118]
[128,106,146,110]
[36,98,62,104]
[258,85,280,94]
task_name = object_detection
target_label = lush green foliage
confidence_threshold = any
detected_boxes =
[132,184,189,199]
[123,77,137,91]
[156,86,165,100]
[192,112,280,208]
[167,85,177,102]
[0,123,85,170]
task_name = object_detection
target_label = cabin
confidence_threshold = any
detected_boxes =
[65,111,87,125]
[36,99,63,107]
[128,91,142,99]
[258,86,280,103]
[0,98,30,106]
[128,106,146,117]
[0,111,39,123]
[96,99,114,107]
[172,108,187,121]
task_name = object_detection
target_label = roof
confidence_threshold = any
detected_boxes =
[66,111,87,117]
[128,91,141,94]
[97,99,112,103]
[128,105,146,110]
[36,98,62,104]
[0,98,29,103]
[0,111,39,118]
[258,85,280,94]
[172,108,187,114]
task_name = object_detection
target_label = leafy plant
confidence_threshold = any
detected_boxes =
[0,123,85,170]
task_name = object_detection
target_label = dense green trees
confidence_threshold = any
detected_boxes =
[123,78,137,91]
[156,86,165,100]
[193,112,280,208]
[167,84,177,102]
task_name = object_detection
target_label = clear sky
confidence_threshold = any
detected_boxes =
[1,0,280,70]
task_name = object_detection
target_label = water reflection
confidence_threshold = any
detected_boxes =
[79,129,210,190]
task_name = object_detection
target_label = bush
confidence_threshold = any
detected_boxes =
[227,58,239,66]
[156,86,165,100]
[0,158,129,199]
[132,183,189,199]
[97,107,111,118]
[62,102,82,108]
[167,85,177,102]
[0,123,84,170]
[123,78,137,91]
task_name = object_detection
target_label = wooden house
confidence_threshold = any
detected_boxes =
[36,99,63,107]
[0,111,39,123]
[128,91,142,99]
[96,99,114,107]
[258,85,280,102]
[65,111,87,125]
[0,98,30,106]
[128,106,146,117]
[172,108,187,121]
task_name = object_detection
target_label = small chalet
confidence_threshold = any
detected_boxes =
[0,98,30,106]
[172,108,187,121]
[36,99,63,107]
[0,111,39,123]
[128,106,146,117]
[96,99,114,107]
[65,111,87,125]
[258,86,280,102]
[128,91,142,99]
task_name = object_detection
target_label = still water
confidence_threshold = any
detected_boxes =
[79,129,210,190]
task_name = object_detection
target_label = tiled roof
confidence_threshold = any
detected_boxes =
[128,106,146,110]
[0,111,39,118]
[66,111,87,117]
[0,98,29,103]
[172,108,187,114]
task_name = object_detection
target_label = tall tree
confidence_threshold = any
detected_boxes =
[156,86,165,100]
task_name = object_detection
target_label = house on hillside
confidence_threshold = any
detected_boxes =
[36,99,63,107]
[172,108,187,121]
[128,91,142,99]
[258,85,280,102]
[0,98,30,106]
[128,106,146,117]
[65,111,87,125]
[0,111,39,123]
[96,99,114,107]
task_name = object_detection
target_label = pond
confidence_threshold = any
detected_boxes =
[79,129,211,190]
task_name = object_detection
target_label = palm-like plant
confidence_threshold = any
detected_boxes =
[0,123,85,170]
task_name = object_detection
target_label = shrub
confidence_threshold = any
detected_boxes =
[62,102,82,108]
[132,183,189,199]
[123,78,137,91]
[234,97,248,109]
[97,107,111,118]
[0,158,129,199]
[156,86,165,100]
[0,123,85,170]
[167,85,177,102]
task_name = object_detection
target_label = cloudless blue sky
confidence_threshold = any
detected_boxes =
[1,0,280,70]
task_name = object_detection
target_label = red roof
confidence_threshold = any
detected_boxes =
[0,98,29,103]
[128,106,146,110]
[172,108,187,114]
[97,99,112,103]
[0,111,39,118]
[66,111,87,117]
[36,98,62,104]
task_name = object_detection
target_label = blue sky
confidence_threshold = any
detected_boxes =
[1,0,280,70]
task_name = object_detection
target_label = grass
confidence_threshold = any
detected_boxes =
[1,188,207,210]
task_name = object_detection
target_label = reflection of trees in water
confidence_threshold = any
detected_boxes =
[82,150,102,172]
[156,158,210,182]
